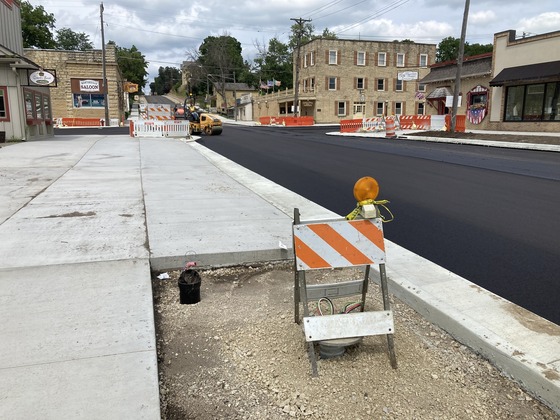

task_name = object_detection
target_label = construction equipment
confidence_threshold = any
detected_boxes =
[173,101,223,136]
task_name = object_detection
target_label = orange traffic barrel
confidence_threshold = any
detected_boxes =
[385,117,396,138]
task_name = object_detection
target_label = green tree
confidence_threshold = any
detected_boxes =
[113,43,149,94]
[436,36,493,62]
[152,66,181,95]
[465,42,493,57]
[254,37,292,89]
[197,35,249,111]
[55,27,93,50]
[288,21,315,50]
[20,1,56,49]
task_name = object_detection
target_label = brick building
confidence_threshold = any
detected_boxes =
[254,38,436,124]
[420,53,493,130]
[488,29,560,132]
[25,45,125,125]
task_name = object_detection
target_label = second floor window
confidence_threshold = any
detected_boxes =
[378,52,386,66]
[419,54,428,68]
[310,51,315,66]
[377,79,385,91]
[397,53,405,67]
[357,51,366,66]
[356,77,365,89]
[396,79,403,91]
[329,50,338,65]
[328,77,337,90]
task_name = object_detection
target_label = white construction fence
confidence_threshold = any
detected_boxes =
[130,120,190,138]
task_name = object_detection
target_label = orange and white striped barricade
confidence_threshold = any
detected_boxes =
[292,209,397,376]
[399,115,414,130]
[413,115,431,130]
[362,117,384,132]
[385,116,397,138]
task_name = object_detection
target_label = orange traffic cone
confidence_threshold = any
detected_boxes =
[385,117,396,138]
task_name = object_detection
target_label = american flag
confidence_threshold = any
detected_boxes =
[467,108,486,125]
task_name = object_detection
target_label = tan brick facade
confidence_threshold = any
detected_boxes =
[254,38,436,124]
[25,45,125,124]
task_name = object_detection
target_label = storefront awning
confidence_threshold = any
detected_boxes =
[490,61,560,86]
[426,87,452,99]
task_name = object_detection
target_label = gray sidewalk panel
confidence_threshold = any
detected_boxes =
[0,351,160,419]
[0,259,155,368]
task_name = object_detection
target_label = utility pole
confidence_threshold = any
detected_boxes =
[290,17,311,118]
[100,2,110,126]
[451,0,470,132]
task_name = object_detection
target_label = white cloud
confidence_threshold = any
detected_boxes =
[518,12,560,36]
[470,10,497,25]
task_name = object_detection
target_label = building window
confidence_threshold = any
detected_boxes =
[396,79,403,92]
[328,77,337,90]
[418,102,425,115]
[337,101,347,116]
[357,51,366,66]
[329,50,338,65]
[310,77,315,90]
[356,77,365,89]
[43,95,51,120]
[418,83,426,92]
[74,93,105,108]
[0,86,9,121]
[395,102,403,115]
[376,102,385,116]
[304,54,308,68]
[397,53,405,67]
[353,102,366,114]
[504,82,560,122]
[544,82,560,120]
[377,79,385,91]
[419,54,428,68]
[24,91,34,119]
[303,79,308,92]
[378,52,386,66]
[35,94,43,119]
[310,51,315,66]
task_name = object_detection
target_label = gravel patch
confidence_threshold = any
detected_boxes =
[153,262,557,419]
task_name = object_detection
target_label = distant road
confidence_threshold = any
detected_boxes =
[144,95,176,105]
[198,125,560,325]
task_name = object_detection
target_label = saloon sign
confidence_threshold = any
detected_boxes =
[79,79,101,92]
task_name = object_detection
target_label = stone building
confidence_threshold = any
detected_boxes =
[25,45,125,125]
[1,0,53,141]
[254,38,436,124]
[420,53,493,130]
[488,29,560,132]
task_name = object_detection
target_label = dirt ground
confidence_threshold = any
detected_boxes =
[152,262,558,419]
[406,130,560,145]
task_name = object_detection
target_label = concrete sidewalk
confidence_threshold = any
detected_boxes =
[0,133,558,418]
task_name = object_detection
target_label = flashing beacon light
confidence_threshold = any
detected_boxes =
[353,176,379,203]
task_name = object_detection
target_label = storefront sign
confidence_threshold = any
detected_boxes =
[80,79,101,92]
[29,70,56,86]
[397,71,419,81]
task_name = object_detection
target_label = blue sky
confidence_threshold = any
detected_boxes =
[28,0,560,85]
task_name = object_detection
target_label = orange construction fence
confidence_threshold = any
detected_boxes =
[445,115,466,132]
[57,118,104,127]
[340,115,466,133]
[340,119,363,133]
